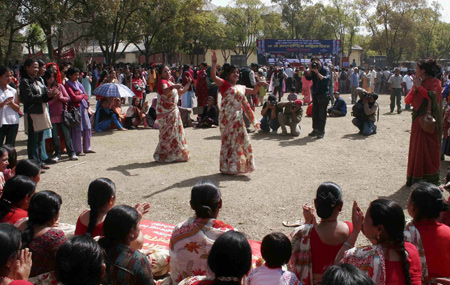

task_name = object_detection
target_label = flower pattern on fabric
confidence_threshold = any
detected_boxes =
[169,218,234,284]
[288,224,314,285]
[154,88,189,162]
[343,244,386,285]
[178,276,214,285]
[404,221,430,284]
[219,84,258,174]
[185,242,202,254]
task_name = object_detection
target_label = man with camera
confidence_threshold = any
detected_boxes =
[352,88,378,136]
[304,56,330,139]
[277,98,303,136]
[260,95,281,134]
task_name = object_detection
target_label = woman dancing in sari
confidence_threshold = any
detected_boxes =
[210,51,267,174]
[405,59,443,186]
[154,65,192,162]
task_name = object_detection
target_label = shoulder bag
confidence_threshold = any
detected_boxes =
[62,103,81,128]
[419,98,436,133]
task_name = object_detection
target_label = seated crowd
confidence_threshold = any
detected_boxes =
[1,145,450,285]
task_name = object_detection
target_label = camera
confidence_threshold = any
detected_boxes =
[311,61,319,70]
[269,101,277,106]
[291,102,297,109]
[363,92,372,100]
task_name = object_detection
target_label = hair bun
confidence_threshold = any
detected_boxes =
[318,192,337,207]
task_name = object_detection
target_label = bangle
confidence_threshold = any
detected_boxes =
[344,241,354,248]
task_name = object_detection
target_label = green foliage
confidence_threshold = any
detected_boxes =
[0,0,449,66]
[73,52,86,72]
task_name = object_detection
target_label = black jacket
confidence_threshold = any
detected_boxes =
[19,76,50,114]
[304,67,329,97]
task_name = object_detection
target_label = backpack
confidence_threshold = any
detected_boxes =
[340,71,347,81]
[352,99,380,121]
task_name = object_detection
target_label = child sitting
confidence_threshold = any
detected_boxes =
[247,232,299,285]
[95,98,127,132]
[197,96,218,128]
[125,97,150,129]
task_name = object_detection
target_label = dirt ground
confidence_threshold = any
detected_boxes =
[15,92,449,244]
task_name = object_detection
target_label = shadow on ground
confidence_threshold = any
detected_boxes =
[143,173,251,199]
[342,133,369,140]
[380,161,450,208]
[107,161,166,176]
[379,184,411,208]
[278,135,315,147]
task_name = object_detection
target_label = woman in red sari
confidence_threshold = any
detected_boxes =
[195,63,208,108]
[405,59,443,187]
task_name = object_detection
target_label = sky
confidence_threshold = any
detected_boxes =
[211,0,450,23]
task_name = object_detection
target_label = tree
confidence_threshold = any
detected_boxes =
[130,0,181,64]
[0,0,32,64]
[20,24,46,55]
[356,0,425,66]
[415,2,450,59]
[261,12,287,39]
[179,10,222,65]
[80,0,142,65]
[23,0,83,62]
[218,0,264,59]
[271,0,311,39]
[324,0,360,58]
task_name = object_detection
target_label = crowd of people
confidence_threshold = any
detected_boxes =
[1,170,450,284]
[0,55,449,284]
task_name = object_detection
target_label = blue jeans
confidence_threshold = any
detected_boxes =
[352,118,376,136]
[96,114,123,132]
[260,116,279,132]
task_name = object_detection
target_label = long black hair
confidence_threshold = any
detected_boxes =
[0,175,36,221]
[369,199,410,285]
[22,191,62,248]
[190,180,221,219]
[0,223,21,268]
[15,159,41,178]
[55,235,104,285]
[409,182,449,221]
[208,231,251,283]
[417,59,441,78]
[86,178,116,236]
[19,59,37,79]
[315,182,343,219]
[98,205,139,251]
[322,263,374,285]
[44,68,58,88]
[2,144,17,169]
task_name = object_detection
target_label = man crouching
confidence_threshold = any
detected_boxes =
[352,87,378,136]
[278,99,303,136]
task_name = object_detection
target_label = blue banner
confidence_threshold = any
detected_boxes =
[257,39,340,55]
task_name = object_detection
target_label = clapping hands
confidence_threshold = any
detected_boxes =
[351,201,364,233]
[134,203,151,220]
[303,203,317,225]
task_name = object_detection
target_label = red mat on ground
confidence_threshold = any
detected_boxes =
[140,220,263,265]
